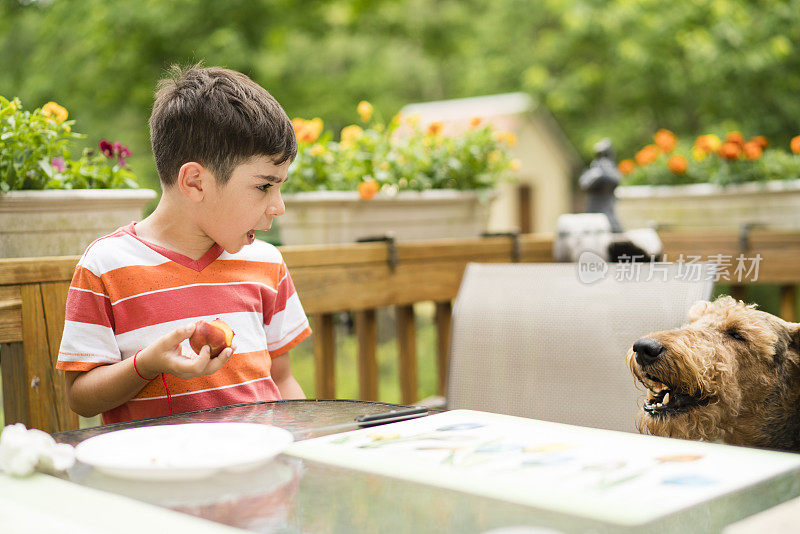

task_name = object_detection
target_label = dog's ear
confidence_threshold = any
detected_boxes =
[688,300,711,322]
[787,323,800,355]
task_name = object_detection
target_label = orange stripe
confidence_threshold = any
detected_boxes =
[55,360,108,372]
[136,349,272,397]
[71,265,106,295]
[102,260,283,301]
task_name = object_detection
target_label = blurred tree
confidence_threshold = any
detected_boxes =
[1,0,799,189]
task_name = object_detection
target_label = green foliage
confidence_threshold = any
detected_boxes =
[0,95,139,191]
[3,0,800,188]
[286,106,516,194]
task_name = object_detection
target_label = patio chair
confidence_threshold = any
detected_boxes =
[445,262,715,433]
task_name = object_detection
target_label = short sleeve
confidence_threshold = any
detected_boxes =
[264,262,311,357]
[56,260,121,372]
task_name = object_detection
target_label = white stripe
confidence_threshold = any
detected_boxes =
[69,287,109,299]
[268,319,310,352]
[80,233,169,275]
[266,292,309,344]
[116,311,272,357]
[110,281,278,305]
[220,240,283,263]
[130,376,273,401]
[58,321,120,364]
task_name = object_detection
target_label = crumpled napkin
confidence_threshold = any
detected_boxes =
[0,423,75,476]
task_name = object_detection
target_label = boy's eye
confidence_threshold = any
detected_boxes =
[257,184,273,192]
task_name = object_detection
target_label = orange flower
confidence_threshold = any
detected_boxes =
[634,144,660,166]
[340,124,363,147]
[667,155,688,174]
[751,136,769,149]
[310,144,325,156]
[357,100,373,122]
[42,101,68,123]
[718,142,741,160]
[791,135,800,154]
[358,180,379,200]
[725,131,745,147]
[694,134,722,153]
[292,117,323,144]
[618,159,636,175]
[654,129,677,153]
[469,117,482,128]
[426,121,444,136]
[743,142,763,160]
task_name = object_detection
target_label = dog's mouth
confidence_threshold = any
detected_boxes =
[642,373,711,417]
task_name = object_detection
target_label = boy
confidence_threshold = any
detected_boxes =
[56,65,311,424]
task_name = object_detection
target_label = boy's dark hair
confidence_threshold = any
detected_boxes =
[149,64,296,187]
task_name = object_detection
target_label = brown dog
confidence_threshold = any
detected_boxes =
[627,296,800,451]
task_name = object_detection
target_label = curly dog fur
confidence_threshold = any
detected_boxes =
[627,295,800,451]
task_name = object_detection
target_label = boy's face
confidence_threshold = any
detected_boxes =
[201,155,289,254]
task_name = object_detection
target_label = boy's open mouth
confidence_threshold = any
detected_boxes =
[247,230,255,243]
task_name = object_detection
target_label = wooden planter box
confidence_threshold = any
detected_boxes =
[279,189,496,245]
[0,189,157,258]
[616,180,800,230]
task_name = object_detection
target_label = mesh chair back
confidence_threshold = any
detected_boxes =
[446,262,714,433]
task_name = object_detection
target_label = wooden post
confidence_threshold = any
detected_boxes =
[355,309,378,401]
[780,285,798,323]
[0,342,28,427]
[312,313,336,399]
[518,184,533,234]
[435,301,452,396]
[20,282,78,433]
[396,305,417,405]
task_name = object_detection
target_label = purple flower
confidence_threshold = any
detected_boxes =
[117,145,131,167]
[50,157,66,173]
[99,139,114,158]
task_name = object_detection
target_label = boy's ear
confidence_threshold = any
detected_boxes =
[177,162,209,201]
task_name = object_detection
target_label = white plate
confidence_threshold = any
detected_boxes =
[74,423,293,480]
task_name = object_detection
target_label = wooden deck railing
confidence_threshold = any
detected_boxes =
[2,228,800,433]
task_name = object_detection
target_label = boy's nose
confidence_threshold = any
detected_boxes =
[268,191,285,217]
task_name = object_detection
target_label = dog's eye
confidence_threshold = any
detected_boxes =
[726,329,746,341]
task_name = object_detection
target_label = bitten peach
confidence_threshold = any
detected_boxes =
[190,318,235,358]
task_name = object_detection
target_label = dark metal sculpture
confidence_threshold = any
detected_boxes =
[579,138,623,233]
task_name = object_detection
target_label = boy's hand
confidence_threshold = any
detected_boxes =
[136,323,235,380]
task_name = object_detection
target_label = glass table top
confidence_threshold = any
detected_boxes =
[53,399,800,533]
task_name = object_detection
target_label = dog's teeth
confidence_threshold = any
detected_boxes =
[663,392,670,405]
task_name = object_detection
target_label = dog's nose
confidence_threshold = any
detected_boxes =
[632,338,665,366]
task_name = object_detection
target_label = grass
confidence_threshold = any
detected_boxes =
[291,302,441,403]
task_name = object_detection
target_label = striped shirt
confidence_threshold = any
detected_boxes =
[56,223,311,424]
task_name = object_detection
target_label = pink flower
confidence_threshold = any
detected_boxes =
[50,157,66,173]
[99,139,114,158]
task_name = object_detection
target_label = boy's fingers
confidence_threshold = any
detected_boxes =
[171,344,210,374]
[160,323,196,349]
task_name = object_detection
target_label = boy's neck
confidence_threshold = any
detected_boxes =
[134,192,216,261]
